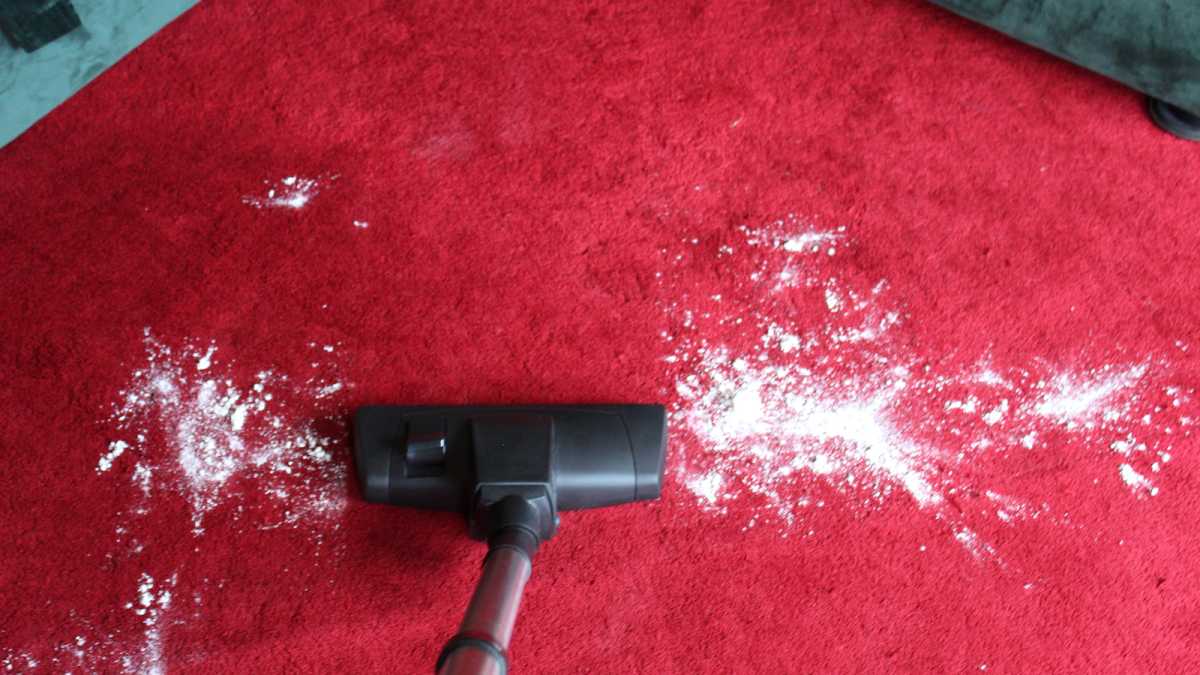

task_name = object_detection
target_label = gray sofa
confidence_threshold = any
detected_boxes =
[929,0,1200,139]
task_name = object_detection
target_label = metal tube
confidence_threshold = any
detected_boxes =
[438,547,532,675]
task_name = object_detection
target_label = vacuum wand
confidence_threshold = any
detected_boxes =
[354,404,668,674]
[438,528,534,675]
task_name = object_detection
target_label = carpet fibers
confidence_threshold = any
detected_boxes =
[1,1,1198,673]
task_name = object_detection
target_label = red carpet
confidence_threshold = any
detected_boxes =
[2,1,1198,672]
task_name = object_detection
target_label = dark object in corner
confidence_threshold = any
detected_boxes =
[927,0,1200,142]
[1148,98,1200,142]
[0,0,81,53]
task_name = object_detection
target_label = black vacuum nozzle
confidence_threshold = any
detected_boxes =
[353,404,667,540]
[355,404,668,674]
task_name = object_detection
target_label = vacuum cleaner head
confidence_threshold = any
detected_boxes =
[353,404,667,540]
[354,404,667,674]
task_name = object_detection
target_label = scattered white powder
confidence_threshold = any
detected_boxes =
[242,175,328,210]
[687,471,724,506]
[194,345,215,371]
[946,397,979,414]
[763,323,805,353]
[1110,436,1135,456]
[954,527,1001,564]
[976,369,1008,386]
[230,404,249,432]
[353,220,369,229]
[1,653,39,672]
[1033,365,1146,424]
[741,214,845,254]
[663,216,1193,560]
[1118,463,1158,497]
[315,382,344,398]
[98,440,129,473]
[136,574,155,613]
[823,288,843,313]
[673,346,942,527]
[778,334,801,353]
[105,329,350,534]
[983,491,1044,524]
[828,310,900,345]
[68,330,356,672]
[132,463,153,498]
[782,231,842,253]
[127,573,175,675]
[981,399,1009,425]
[787,394,940,507]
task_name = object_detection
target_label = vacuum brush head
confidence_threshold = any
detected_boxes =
[353,404,667,540]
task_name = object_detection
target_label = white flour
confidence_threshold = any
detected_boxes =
[242,175,328,210]
[675,348,942,525]
[954,528,1001,563]
[124,573,174,675]
[1032,365,1147,427]
[686,471,725,506]
[98,440,130,473]
[106,330,349,535]
[13,572,179,674]
[19,330,359,673]
[1,652,38,671]
[665,217,1193,558]
[1119,463,1159,496]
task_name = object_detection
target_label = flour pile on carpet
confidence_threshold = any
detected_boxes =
[664,215,1193,559]
[241,175,330,210]
[11,329,357,674]
[103,329,348,535]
